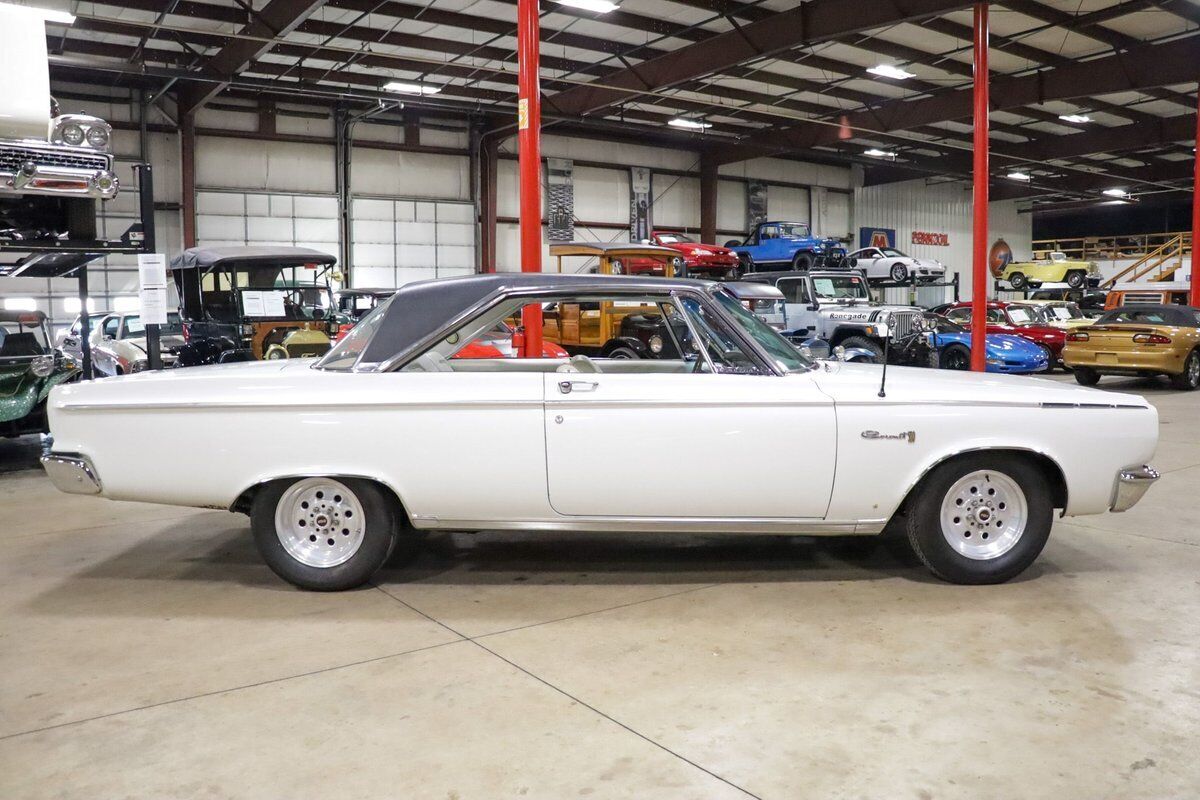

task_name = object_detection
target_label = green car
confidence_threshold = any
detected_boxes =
[1,310,80,438]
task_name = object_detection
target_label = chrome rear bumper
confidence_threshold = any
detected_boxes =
[1110,464,1159,512]
[41,454,102,495]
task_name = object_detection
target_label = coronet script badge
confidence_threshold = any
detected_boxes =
[861,430,916,443]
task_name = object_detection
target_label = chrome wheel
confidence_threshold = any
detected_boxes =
[1187,353,1200,386]
[939,469,1028,560]
[274,478,366,568]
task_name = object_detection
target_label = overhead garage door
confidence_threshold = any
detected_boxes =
[195,190,340,255]
[350,197,475,289]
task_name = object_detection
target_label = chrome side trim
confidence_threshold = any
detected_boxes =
[1109,464,1159,512]
[41,453,102,495]
[1040,402,1150,410]
[836,399,1147,409]
[56,399,545,413]
[410,515,887,536]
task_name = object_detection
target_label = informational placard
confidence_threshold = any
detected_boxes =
[139,286,169,325]
[241,291,265,317]
[263,292,286,317]
[241,290,286,317]
[137,253,168,288]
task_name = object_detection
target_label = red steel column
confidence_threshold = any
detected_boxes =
[1190,88,1199,307]
[970,2,989,371]
[517,0,543,356]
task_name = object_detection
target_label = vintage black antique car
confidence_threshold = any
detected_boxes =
[170,246,340,365]
[335,288,397,322]
[0,310,79,437]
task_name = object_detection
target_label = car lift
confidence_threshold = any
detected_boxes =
[0,164,156,380]
[873,271,962,303]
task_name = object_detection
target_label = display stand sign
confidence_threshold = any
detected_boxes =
[546,158,575,243]
[137,253,168,369]
[629,167,652,242]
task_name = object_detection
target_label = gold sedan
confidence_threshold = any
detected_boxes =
[1065,304,1200,390]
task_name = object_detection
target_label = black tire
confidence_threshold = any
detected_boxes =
[606,346,640,360]
[889,262,908,282]
[1073,367,1101,386]
[251,477,404,591]
[903,454,1053,584]
[838,335,884,363]
[1065,270,1085,289]
[736,254,753,276]
[1169,349,1200,391]
[1008,272,1027,290]
[939,344,970,370]
[792,253,812,271]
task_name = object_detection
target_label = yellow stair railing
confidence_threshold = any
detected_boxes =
[1100,234,1189,289]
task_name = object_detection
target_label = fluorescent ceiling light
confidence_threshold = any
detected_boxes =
[1006,172,1031,181]
[382,81,441,95]
[554,0,619,12]
[864,148,896,158]
[0,3,73,23]
[1058,114,1091,124]
[668,118,711,130]
[1102,188,1130,198]
[867,64,915,80]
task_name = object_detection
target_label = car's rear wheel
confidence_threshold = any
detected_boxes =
[904,455,1053,584]
[889,262,908,282]
[251,476,404,590]
[1169,349,1200,391]
[1073,367,1101,386]
[1008,272,1027,290]
[606,346,640,359]
[1065,270,1086,289]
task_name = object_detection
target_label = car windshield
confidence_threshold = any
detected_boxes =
[123,312,183,337]
[1041,304,1082,322]
[711,289,811,373]
[656,233,693,244]
[1006,306,1036,325]
[776,223,810,238]
[317,301,389,370]
[928,314,965,333]
[880,248,908,258]
[0,319,50,358]
[811,275,869,300]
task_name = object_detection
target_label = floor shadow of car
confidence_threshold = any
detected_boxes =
[0,435,44,474]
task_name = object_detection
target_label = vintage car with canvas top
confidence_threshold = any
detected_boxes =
[725,221,852,272]
[43,273,1159,592]
[91,310,185,376]
[171,246,340,365]
[1063,304,1200,390]
[1,310,78,437]
[996,251,1100,290]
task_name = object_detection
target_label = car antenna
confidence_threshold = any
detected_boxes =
[878,310,891,398]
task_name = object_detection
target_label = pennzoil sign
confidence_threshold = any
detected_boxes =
[911,231,949,246]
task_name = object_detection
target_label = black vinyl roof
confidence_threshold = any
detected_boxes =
[170,246,337,271]
[1097,304,1200,326]
[359,272,716,366]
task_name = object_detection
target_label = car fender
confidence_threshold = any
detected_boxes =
[601,336,650,357]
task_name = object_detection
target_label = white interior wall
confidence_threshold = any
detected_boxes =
[853,178,1034,305]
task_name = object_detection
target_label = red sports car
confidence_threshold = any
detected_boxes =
[938,301,1067,367]
[626,231,741,278]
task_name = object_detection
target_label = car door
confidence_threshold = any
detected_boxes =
[544,295,836,519]
[857,248,883,278]
[776,276,816,337]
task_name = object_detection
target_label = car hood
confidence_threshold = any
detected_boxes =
[808,361,1151,408]
[668,242,735,257]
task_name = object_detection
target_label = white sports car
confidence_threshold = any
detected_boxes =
[91,311,183,376]
[42,274,1159,591]
[849,247,948,284]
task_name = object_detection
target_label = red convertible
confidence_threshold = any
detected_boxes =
[627,231,741,278]
[937,301,1067,368]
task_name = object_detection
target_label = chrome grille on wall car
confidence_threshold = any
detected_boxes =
[0,146,110,173]
[889,310,919,340]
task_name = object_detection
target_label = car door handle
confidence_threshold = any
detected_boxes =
[558,380,598,394]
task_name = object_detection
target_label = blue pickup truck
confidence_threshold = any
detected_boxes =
[724,221,853,273]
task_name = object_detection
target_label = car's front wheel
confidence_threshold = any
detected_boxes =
[889,262,908,282]
[251,476,405,590]
[904,455,1053,584]
[1065,270,1086,288]
[838,335,884,363]
[1008,272,1027,289]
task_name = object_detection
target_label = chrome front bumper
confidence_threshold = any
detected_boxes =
[1,165,119,199]
[41,454,102,495]
[1110,464,1159,512]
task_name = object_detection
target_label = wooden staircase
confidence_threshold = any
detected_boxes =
[1100,233,1191,289]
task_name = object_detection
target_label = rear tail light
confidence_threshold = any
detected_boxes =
[181,323,191,343]
[1133,333,1171,344]
[1066,331,1089,342]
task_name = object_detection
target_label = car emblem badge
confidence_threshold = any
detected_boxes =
[861,430,916,443]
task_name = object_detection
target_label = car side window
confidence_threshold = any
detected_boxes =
[987,309,1006,323]
[760,226,778,240]
[777,278,810,304]
[102,316,119,338]
[678,298,762,375]
[946,308,969,322]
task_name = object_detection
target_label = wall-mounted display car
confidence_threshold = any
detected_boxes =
[42,273,1159,592]
[995,251,1100,290]
[846,246,947,285]
[725,221,852,273]
[171,246,340,365]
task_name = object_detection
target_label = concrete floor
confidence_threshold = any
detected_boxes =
[1,374,1197,799]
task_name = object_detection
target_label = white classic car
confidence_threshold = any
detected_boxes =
[42,274,1159,591]
[91,311,184,376]
[848,247,947,284]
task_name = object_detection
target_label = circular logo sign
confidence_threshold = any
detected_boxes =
[989,239,1013,277]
